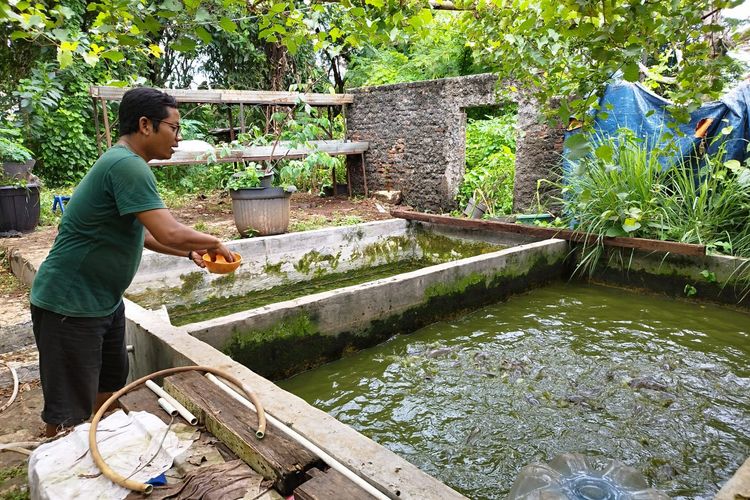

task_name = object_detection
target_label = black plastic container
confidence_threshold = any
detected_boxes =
[0,183,40,232]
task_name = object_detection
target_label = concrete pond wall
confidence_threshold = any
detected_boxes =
[582,246,750,309]
[126,218,533,315]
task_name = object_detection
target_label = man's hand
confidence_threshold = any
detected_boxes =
[207,242,234,263]
[189,250,207,268]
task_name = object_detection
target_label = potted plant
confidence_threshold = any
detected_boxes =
[0,134,40,233]
[227,162,296,237]
[0,127,36,179]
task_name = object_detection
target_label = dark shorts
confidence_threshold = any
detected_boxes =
[31,301,128,427]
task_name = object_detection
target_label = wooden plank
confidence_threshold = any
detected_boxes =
[100,97,112,148]
[391,210,706,257]
[149,140,369,166]
[89,86,354,105]
[294,467,378,500]
[164,371,323,495]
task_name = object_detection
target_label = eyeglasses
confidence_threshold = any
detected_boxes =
[152,118,181,136]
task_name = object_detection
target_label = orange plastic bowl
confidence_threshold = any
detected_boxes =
[202,252,242,274]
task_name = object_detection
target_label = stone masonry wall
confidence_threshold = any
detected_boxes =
[345,74,564,213]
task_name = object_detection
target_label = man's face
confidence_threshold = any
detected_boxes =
[149,107,182,160]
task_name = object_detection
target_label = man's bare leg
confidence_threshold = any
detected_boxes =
[44,394,120,438]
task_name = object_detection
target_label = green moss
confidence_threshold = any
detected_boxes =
[224,313,332,378]
[0,465,24,484]
[413,228,502,263]
[343,226,365,243]
[361,236,413,265]
[169,259,431,325]
[226,313,318,349]
[293,250,342,276]
[180,272,204,295]
[425,272,487,299]
[263,261,285,276]
[213,272,237,287]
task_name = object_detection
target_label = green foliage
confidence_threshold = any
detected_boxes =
[557,129,750,277]
[465,0,741,124]
[660,142,750,255]
[0,464,25,483]
[2,0,744,129]
[0,129,33,163]
[346,13,480,87]
[458,111,517,217]
[13,62,98,187]
[38,187,73,227]
[226,164,262,189]
[562,131,669,241]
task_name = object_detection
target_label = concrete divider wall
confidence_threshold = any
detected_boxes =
[127,219,414,310]
[124,300,467,500]
[585,247,750,308]
[126,219,538,315]
[185,238,570,379]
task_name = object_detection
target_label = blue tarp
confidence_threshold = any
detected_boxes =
[564,80,750,175]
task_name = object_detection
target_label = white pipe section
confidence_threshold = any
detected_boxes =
[145,380,198,425]
[157,397,179,417]
[205,373,393,500]
[0,362,19,413]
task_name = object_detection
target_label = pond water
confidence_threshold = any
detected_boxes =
[278,283,750,499]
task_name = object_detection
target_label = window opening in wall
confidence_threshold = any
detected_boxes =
[459,104,517,219]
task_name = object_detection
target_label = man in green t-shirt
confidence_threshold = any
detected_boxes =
[30,87,235,437]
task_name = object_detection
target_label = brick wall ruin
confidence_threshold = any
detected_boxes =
[345,73,564,213]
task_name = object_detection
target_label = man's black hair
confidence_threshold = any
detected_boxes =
[118,87,178,136]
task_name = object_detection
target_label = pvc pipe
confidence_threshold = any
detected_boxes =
[157,397,178,417]
[145,380,198,425]
[0,362,19,413]
[89,365,266,495]
[205,373,393,500]
[0,441,40,456]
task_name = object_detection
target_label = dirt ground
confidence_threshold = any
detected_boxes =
[0,191,400,498]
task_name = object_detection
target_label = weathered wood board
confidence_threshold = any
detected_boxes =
[90,86,354,106]
[294,467,379,500]
[164,371,323,494]
[148,140,369,167]
[392,209,707,257]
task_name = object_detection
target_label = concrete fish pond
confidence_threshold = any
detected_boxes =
[278,282,750,499]
[110,218,750,499]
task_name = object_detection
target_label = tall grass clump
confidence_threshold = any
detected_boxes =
[559,128,750,278]
[661,148,750,257]
[560,131,671,275]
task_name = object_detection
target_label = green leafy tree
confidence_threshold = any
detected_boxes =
[464,0,743,123]
[346,13,480,87]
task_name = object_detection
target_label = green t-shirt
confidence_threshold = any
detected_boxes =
[31,144,166,317]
